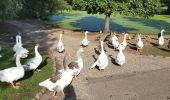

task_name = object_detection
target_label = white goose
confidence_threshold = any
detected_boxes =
[14,34,29,58]
[81,31,89,47]
[58,48,84,79]
[111,32,119,50]
[158,29,165,46]
[57,33,65,53]
[115,44,126,66]
[13,34,20,52]
[136,34,144,53]
[0,52,25,89]
[117,33,129,50]
[23,44,42,72]
[39,54,76,97]
[90,41,108,70]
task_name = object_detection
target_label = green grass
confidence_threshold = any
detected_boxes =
[0,22,53,100]
[49,11,170,34]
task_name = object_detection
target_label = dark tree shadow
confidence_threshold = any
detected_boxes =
[64,85,77,100]
[128,42,136,46]
[92,55,97,61]
[94,47,101,55]
[38,57,49,69]
[18,71,34,81]
[69,16,137,32]
[158,48,170,52]
[150,42,159,47]
[128,45,137,51]
[124,17,170,32]
[108,55,119,66]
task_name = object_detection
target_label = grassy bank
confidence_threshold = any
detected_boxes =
[49,11,170,34]
[0,22,52,100]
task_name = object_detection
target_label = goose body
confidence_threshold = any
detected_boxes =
[69,48,84,76]
[23,44,42,71]
[136,34,144,50]
[90,41,108,70]
[115,45,126,66]
[57,34,65,53]
[158,29,165,46]
[117,33,128,50]
[0,52,25,88]
[81,31,89,47]
[58,48,84,77]
[39,54,76,96]
[111,34,119,49]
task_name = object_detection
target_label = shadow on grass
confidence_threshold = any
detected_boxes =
[70,16,138,32]
[38,57,49,69]
[124,17,170,33]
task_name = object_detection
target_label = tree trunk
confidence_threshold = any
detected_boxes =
[104,14,110,33]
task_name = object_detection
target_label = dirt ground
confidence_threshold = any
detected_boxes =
[7,20,170,100]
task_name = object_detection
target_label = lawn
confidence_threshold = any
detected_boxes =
[0,22,53,100]
[49,11,170,34]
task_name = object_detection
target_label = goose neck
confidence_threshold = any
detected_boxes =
[161,30,164,36]
[84,32,87,39]
[19,35,22,46]
[123,34,128,42]
[16,55,22,67]
[35,46,41,58]
[16,35,19,45]
[59,34,62,41]
[100,41,104,52]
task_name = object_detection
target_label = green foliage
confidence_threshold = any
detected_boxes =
[73,0,161,17]
[18,0,71,20]
[161,0,170,14]
[0,0,22,20]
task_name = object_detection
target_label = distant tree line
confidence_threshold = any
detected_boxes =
[0,0,71,21]
[161,0,170,14]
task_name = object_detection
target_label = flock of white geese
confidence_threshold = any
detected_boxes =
[0,29,170,97]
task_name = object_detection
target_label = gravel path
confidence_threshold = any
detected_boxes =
[7,20,170,100]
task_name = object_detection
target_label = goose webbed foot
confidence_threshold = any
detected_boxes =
[73,75,79,80]
[51,91,57,97]
[14,82,20,86]
[62,90,68,96]
[34,69,41,73]
[11,82,20,89]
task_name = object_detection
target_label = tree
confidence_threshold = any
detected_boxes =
[19,0,71,20]
[161,0,170,14]
[73,0,161,33]
[0,0,22,21]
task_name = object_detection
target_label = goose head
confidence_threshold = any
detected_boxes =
[85,31,88,34]
[35,44,39,48]
[161,29,165,34]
